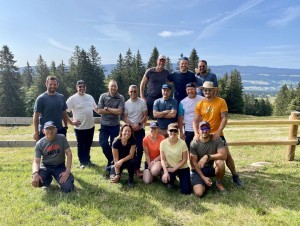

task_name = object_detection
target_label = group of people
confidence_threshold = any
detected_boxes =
[31,55,243,198]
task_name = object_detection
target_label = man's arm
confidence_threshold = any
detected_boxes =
[178,115,185,140]
[31,157,42,187]
[164,109,177,118]
[139,74,148,100]
[153,110,169,118]
[33,112,40,141]
[213,111,228,140]
[192,113,202,141]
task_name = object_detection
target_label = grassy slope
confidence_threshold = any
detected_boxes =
[0,116,299,225]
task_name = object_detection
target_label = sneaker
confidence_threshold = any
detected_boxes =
[135,169,143,178]
[232,174,244,188]
[128,178,135,188]
[80,164,86,169]
[216,180,228,196]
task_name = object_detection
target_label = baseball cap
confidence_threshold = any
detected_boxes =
[76,80,85,86]
[168,123,178,130]
[149,122,158,128]
[199,121,210,129]
[162,84,171,89]
[180,56,189,61]
[186,83,196,88]
[158,55,166,60]
[44,121,56,129]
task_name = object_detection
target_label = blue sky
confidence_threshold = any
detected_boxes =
[1,0,300,69]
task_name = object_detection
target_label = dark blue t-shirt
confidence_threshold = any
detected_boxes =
[153,97,178,130]
[167,70,196,103]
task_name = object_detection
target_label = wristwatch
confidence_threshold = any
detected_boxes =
[104,107,108,111]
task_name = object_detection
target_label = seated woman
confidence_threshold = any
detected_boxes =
[160,123,191,194]
[142,122,165,184]
[110,124,136,187]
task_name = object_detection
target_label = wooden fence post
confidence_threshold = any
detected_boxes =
[286,111,299,161]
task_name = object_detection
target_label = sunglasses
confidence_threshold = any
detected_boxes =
[203,89,213,93]
[200,128,210,132]
[169,129,178,133]
[129,90,137,93]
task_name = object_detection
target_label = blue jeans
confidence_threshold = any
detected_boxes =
[134,129,145,171]
[39,164,74,193]
[99,124,120,167]
[74,127,95,165]
[167,167,191,195]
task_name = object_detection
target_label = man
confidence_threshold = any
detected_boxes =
[31,121,74,193]
[140,55,169,118]
[178,83,203,150]
[167,57,196,103]
[193,81,243,187]
[195,60,218,96]
[33,76,69,141]
[124,85,148,177]
[66,80,98,169]
[98,80,125,168]
[190,121,227,197]
[153,84,178,137]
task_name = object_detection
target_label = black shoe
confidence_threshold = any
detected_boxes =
[128,178,135,188]
[232,174,244,188]
[167,183,174,189]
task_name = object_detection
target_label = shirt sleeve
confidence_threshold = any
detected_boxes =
[118,95,125,109]
[178,102,184,116]
[171,99,178,110]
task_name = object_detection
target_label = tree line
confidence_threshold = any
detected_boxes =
[1,45,298,118]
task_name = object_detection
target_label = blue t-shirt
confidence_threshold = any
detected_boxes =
[195,72,218,96]
[167,70,196,103]
[153,97,178,130]
[34,92,67,132]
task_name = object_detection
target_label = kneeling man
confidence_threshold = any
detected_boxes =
[190,121,227,197]
[31,121,74,192]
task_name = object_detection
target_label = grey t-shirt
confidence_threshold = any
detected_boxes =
[35,134,70,166]
[98,92,125,126]
[145,68,169,98]
[34,92,67,132]
[190,136,225,167]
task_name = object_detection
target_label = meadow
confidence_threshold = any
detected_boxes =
[0,115,299,225]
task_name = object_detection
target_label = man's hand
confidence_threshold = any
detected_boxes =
[198,155,209,169]
[162,172,170,183]
[212,132,220,141]
[31,173,42,187]
[203,176,212,186]
[193,133,200,141]
[33,132,39,141]
[72,120,81,127]
[59,170,70,183]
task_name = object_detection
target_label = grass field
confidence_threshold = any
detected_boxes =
[0,116,300,225]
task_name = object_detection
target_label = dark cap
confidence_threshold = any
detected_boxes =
[44,121,56,129]
[149,122,158,128]
[199,121,210,129]
[180,56,189,61]
[162,84,171,89]
[186,83,196,88]
[76,80,85,86]
[168,123,178,130]
[158,55,166,60]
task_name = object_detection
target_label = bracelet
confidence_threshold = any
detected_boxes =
[32,171,38,176]
[115,173,120,176]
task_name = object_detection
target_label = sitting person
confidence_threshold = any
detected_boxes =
[160,123,191,194]
[190,121,227,197]
[142,122,165,184]
[110,124,136,188]
[31,121,74,193]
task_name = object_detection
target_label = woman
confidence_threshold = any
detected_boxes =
[142,122,165,184]
[160,123,191,194]
[110,124,136,187]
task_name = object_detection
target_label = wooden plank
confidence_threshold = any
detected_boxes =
[227,120,300,125]
[0,117,101,125]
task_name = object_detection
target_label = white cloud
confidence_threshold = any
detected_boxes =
[94,24,132,42]
[158,30,194,37]
[267,6,300,27]
[48,38,73,52]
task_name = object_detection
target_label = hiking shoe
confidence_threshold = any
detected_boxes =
[80,164,86,169]
[232,174,244,188]
[128,178,135,188]
[216,180,228,196]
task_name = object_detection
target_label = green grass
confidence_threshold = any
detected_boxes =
[1,116,300,225]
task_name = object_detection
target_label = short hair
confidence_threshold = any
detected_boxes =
[46,75,58,83]
[129,84,137,90]
[198,60,207,65]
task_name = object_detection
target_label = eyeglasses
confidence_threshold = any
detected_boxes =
[203,89,213,93]
[129,90,137,93]
[169,129,178,133]
[200,128,210,132]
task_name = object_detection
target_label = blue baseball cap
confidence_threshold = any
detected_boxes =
[150,122,158,128]
[162,84,171,89]
[44,121,56,129]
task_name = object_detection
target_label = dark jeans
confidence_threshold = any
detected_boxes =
[39,164,74,193]
[167,167,191,195]
[39,127,67,140]
[134,129,145,171]
[110,159,135,180]
[185,131,194,151]
[99,124,120,167]
[74,127,95,165]
[146,95,160,119]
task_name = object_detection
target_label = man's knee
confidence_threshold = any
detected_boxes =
[193,184,205,197]
[60,175,74,193]
[215,160,225,169]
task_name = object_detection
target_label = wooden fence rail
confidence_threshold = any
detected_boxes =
[0,111,299,160]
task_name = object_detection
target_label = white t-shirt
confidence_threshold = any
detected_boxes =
[66,93,98,130]
[124,98,147,125]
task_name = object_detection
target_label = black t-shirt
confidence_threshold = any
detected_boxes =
[145,68,170,98]
[112,137,136,160]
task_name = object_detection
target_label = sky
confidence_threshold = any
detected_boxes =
[1,0,300,69]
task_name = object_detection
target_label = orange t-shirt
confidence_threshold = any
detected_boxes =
[142,134,165,161]
[194,97,228,135]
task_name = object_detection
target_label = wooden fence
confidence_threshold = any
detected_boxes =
[0,112,299,161]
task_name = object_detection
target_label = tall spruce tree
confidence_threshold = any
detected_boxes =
[274,84,290,115]
[34,55,50,95]
[0,45,25,116]
[109,54,127,97]
[165,57,173,72]
[132,50,145,89]
[288,82,300,112]
[147,47,159,68]
[22,61,34,89]
[188,48,199,73]
[56,61,69,98]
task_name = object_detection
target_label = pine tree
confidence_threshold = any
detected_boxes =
[109,54,127,98]
[22,61,34,89]
[274,84,290,115]
[0,45,25,116]
[131,50,145,89]
[147,47,159,68]
[165,57,173,72]
[56,61,69,98]
[34,55,50,95]
[188,48,199,73]
[50,61,56,76]
[289,82,300,112]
